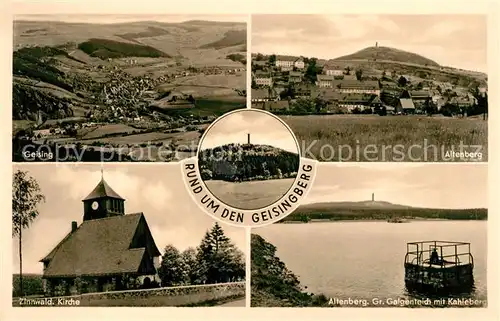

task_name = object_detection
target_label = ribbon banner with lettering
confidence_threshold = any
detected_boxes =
[182,157,317,228]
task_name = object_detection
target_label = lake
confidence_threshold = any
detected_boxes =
[205,178,295,210]
[254,220,487,307]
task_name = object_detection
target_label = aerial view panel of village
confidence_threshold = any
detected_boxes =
[251,14,488,162]
[12,14,247,162]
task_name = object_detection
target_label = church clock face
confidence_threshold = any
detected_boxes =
[91,201,99,210]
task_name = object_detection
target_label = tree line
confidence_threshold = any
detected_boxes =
[158,223,245,286]
[281,207,488,222]
[198,143,299,182]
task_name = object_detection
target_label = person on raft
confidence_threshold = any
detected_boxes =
[430,248,441,265]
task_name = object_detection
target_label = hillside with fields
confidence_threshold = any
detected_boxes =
[200,30,246,50]
[12,18,247,162]
[283,200,487,222]
[198,143,299,182]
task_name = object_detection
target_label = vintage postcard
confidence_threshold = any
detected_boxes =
[2,1,498,321]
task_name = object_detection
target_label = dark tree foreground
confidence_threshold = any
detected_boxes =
[158,223,245,286]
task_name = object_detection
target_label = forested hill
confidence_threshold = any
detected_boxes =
[282,201,487,222]
[198,143,299,182]
[333,46,440,67]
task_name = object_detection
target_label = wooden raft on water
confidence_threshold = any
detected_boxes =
[404,241,474,295]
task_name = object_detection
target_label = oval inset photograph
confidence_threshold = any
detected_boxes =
[197,109,300,210]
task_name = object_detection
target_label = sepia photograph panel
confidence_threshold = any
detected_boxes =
[251,163,487,307]
[12,14,247,163]
[198,109,300,210]
[12,164,246,307]
[250,14,488,162]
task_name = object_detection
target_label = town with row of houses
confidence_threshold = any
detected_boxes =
[251,54,488,116]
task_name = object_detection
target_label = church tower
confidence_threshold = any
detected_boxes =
[82,173,125,221]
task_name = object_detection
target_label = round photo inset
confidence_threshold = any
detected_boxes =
[197,109,301,210]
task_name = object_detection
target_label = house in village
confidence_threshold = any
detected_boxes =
[253,71,273,87]
[295,83,315,98]
[256,100,290,112]
[252,60,268,69]
[335,93,381,113]
[324,66,344,77]
[316,90,381,113]
[400,90,431,111]
[273,80,289,96]
[316,78,380,96]
[275,56,296,71]
[450,96,475,111]
[251,88,279,103]
[40,176,161,296]
[396,98,416,114]
[336,80,381,96]
[294,58,305,69]
[288,71,304,84]
[316,75,335,88]
[33,129,52,139]
[343,74,357,81]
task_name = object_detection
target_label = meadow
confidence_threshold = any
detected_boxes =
[205,178,295,210]
[80,123,137,139]
[281,115,487,162]
[76,128,201,146]
[154,97,245,117]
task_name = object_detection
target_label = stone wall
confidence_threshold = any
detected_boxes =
[15,282,245,307]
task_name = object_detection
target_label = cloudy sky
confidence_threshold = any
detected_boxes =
[199,110,300,154]
[12,164,246,274]
[304,163,488,209]
[252,14,487,72]
[14,14,246,24]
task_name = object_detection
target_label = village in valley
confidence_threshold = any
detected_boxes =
[250,13,488,162]
[251,44,488,117]
[12,17,247,162]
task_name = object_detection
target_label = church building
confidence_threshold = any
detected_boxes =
[40,175,161,296]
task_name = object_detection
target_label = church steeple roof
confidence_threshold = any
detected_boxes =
[83,178,124,201]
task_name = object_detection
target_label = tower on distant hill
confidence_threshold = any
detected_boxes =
[376,42,378,48]
[247,133,251,145]
[372,193,375,201]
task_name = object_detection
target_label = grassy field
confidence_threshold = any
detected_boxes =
[153,97,245,117]
[205,178,295,210]
[174,73,246,88]
[281,115,488,162]
[157,73,246,96]
[80,124,138,139]
[77,130,201,146]
[13,120,35,133]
